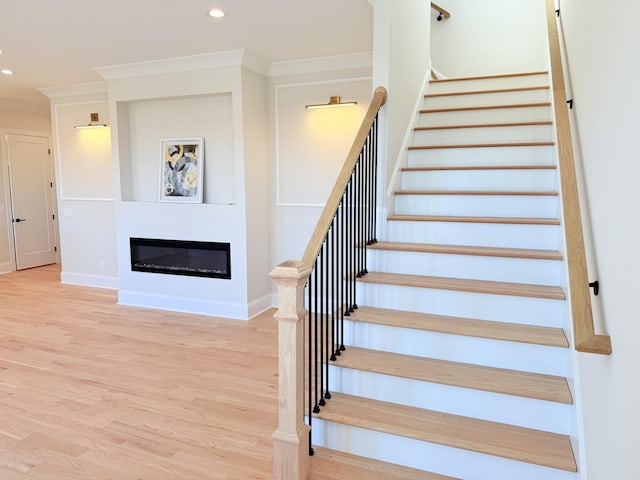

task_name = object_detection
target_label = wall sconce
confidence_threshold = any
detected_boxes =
[305,96,357,109]
[74,112,108,129]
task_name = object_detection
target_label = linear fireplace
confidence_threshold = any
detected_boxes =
[130,237,231,279]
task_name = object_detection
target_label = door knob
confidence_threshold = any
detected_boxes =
[13,218,26,223]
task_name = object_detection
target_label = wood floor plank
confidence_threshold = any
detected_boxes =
[317,393,577,472]
[0,265,280,479]
[358,271,566,300]
[369,241,563,260]
[349,305,569,348]
[337,346,572,404]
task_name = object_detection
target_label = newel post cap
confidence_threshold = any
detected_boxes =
[269,260,312,285]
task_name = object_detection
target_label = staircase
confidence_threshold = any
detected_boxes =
[308,71,579,480]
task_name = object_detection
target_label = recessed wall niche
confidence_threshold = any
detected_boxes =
[116,93,236,204]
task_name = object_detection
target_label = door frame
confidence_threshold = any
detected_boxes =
[0,129,60,273]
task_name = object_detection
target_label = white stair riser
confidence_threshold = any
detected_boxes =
[413,125,553,146]
[394,194,559,219]
[356,282,565,327]
[418,106,551,126]
[401,169,557,192]
[368,249,562,285]
[328,366,571,432]
[424,88,550,109]
[312,420,577,480]
[407,145,555,167]
[342,320,567,375]
[386,220,561,250]
[428,74,550,94]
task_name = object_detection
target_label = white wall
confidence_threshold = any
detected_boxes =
[44,91,118,288]
[0,105,52,273]
[268,55,372,270]
[559,1,640,478]
[430,0,548,77]
[372,0,431,185]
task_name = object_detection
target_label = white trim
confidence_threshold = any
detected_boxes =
[118,290,252,320]
[61,271,118,289]
[0,262,14,274]
[59,197,115,202]
[94,50,247,80]
[275,77,372,207]
[269,52,373,77]
[247,293,275,319]
[39,82,108,99]
[52,100,111,202]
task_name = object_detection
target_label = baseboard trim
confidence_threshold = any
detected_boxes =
[61,271,118,289]
[118,290,254,320]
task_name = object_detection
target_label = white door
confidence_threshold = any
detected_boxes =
[6,133,57,270]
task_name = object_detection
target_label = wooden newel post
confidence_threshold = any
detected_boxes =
[270,260,312,480]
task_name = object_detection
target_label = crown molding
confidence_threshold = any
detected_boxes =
[38,81,108,99]
[268,51,372,78]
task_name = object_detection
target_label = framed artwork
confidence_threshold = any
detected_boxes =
[159,138,204,203]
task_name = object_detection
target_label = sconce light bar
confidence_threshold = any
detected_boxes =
[74,112,107,129]
[305,96,357,109]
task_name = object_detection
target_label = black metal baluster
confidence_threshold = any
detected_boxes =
[324,231,331,401]
[372,116,379,244]
[307,273,314,455]
[318,247,325,407]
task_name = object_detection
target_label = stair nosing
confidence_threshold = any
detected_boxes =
[425,85,550,98]
[348,305,569,348]
[369,241,563,260]
[316,392,577,472]
[387,214,561,226]
[430,71,549,83]
[336,345,573,404]
[408,142,554,150]
[401,165,557,171]
[310,447,460,480]
[420,102,551,114]
[394,189,558,196]
[415,121,553,131]
[357,271,566,300]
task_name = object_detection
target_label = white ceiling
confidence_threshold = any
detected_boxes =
[0,0,372,108]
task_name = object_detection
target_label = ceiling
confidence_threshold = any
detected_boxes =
[0,0,373,109]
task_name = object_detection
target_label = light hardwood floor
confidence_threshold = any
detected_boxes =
[0,265,279,479]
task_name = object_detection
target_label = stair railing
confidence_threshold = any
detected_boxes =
[544,0,611,354]
[270,86,387,480]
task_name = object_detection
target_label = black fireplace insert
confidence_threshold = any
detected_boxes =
[130,237,231,279]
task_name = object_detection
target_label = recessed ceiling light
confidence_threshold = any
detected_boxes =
[0,50,4,55]
[208,9,225,18]
[1,69,14,76]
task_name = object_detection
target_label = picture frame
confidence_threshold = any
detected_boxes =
[159,138,204,203]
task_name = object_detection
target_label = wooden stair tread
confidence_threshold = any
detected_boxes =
[338,346,572,403]
[369,241,563,260]
[349,305,569,347]
[387,214,561,225]
[425,85,549,98]
[317,393,577,472]
[394,189,558,196]
[401,165,556,171]
[431,71,549,83]
[415,121,552,130]
[420,102,551,113]
[309,447,459,480]
[358,271,566,300]
[408,142,554,150]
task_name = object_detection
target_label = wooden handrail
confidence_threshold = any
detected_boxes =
[431,2,451,19]
[544,0,611,354]
[301,86,388,267]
